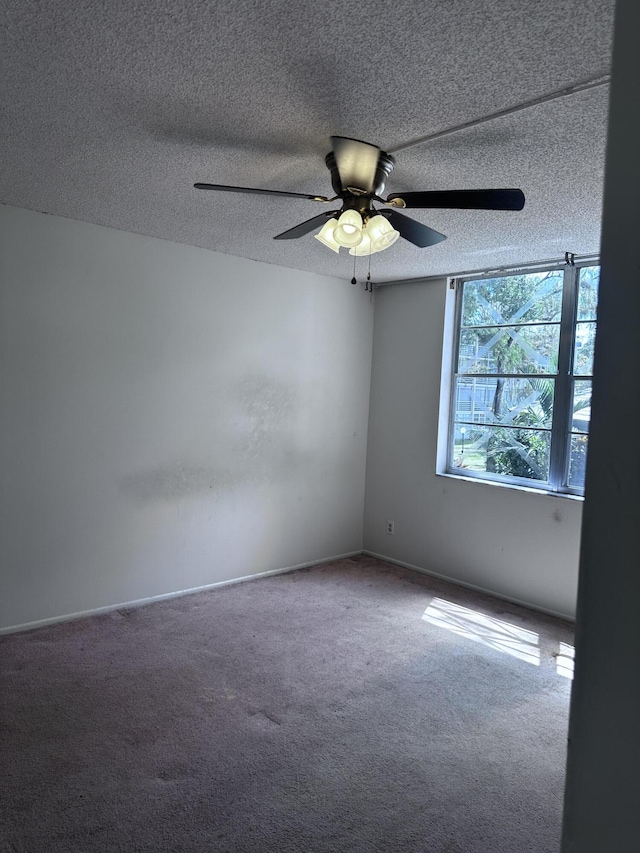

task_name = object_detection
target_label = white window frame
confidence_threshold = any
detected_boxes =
[445,258,599,496]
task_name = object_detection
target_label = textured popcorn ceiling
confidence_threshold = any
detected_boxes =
[1,0,614,282]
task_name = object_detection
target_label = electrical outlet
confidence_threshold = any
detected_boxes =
[386,520,395,535]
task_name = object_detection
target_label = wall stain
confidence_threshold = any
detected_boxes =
[237,374,297,456]
[119,464,231,501]
[119,373,310,502]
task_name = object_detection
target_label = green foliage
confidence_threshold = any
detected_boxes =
[577,267,600,319]
[460,272,563,387]
[461,272,563,328]
[456,267,599,485]
[569,434,589,487]
[489,424,549,480]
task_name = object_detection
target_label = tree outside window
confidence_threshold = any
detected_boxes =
[449,263,599,494]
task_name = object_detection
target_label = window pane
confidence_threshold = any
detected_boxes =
[454,376,554,428]
[451,423,550,482]
[450,264,599,494]
[461,271,564,327]
[568,435,589,489]
[571,380,592,433]
[573,321,596,375]
[459,324,559,374]
[577,267,600,321]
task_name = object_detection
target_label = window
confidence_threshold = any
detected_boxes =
[447,262,599,495]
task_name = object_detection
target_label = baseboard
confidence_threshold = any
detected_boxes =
[0,550,364,636]
[363,550,575,623]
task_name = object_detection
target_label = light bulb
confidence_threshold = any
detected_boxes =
[333,210,363,248]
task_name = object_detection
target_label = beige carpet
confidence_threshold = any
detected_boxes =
[0,555,574,852]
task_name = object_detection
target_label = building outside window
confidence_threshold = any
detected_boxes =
[447,261,599,495]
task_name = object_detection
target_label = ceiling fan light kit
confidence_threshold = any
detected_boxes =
[349,231,374,257]
[314,218,341,252]
[365,214,400,252]
[333,210,364,248]
[314,212,401,257]
[194,136,525,270]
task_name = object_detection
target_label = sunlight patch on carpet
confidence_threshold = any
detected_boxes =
[422,598,541,666]
[556,641,575,679]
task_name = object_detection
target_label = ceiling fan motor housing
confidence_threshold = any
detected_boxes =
[325,150,395,198]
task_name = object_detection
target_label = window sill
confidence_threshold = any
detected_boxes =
[436,470,584,501]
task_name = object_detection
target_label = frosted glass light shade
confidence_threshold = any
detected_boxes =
[333,210,364,248]
[367,214,400,251]
[348,232,374,256]
[314,218,340,252]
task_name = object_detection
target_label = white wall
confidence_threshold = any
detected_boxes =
[363,277,582,619]
[0,205,374,632]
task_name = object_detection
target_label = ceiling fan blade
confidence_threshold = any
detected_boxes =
[194,183,329,202]
[273,211,338,240]
[330,136,381,193]
[383,210,447,248]
[387,189,525,211]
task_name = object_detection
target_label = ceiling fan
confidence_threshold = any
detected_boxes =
[194,136,525,256]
